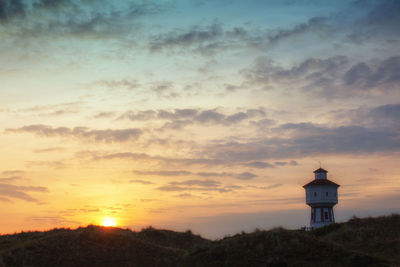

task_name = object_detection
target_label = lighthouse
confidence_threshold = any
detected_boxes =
[303,168,339,229]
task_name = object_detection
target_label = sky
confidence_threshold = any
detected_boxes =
[0,0,399,238]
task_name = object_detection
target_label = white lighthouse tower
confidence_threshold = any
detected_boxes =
[303,168,339,229]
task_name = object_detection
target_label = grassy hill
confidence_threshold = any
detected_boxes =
[0,214,398,266]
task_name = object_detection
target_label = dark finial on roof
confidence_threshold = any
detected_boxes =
[313,167,328,173]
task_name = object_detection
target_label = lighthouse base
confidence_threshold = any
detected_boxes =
[310,206,335,229]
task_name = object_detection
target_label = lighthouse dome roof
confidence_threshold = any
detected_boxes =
[303,179,339,188]
[313,168,328,173]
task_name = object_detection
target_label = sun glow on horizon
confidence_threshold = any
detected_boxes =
[101,217,117,227]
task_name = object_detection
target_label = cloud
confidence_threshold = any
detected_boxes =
[170,179,221,187]
[158,109,199,120]
[329,103,400,129]
[133,170,192,176]
[119,108,197,122]
[236,172,257,180]
[347,0,400,43]
[28,216,78,226]
[267,17,329,45]
[148,22,279,55]
[249,183,283,190]
[93,79,141,91]
[118,107,267,130]
[0,0,25,22]
[33,147,66,153]
[194,110,225,123]
[343,56,400,90]
[0,196,12,202]
[241,55,349,88]
[343,62,372,86]
[0,176,22,182]
[0,183,48,202]
[6,125,143,143]
[167,109,245,126]
[149,23,224,53]
[274,160,298,166]
[0,171,27,185]
[93,112,117,119]
[88,151,162,162]
[89,151,222,168]
[208,123,400,162]
[266,183,283,189]
[1,170,25,176]
[362,0,400,29]
[133,169,258,180]
[119,110,157,121]
[26,160,66,170]
[79,103,400,167]
[196,172,229,177]
[156,179,237,193]
[241,55,400,97]
[146,1,395,57]
[79,208,100,213]
[1,0,170,40]
[175,193,196,198]
[159,120,193,130]
[90,80,180,99]
[254,1,399,49]
[150,81,178,98]
[225,112,249,124]
[17,102,83,116]
[147,15,332,56]
[139,198,156,202]
[367,103,400,128]
[129,179,155,185]
[243,161,274,169]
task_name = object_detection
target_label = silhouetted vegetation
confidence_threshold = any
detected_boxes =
[310,214,400,264]
[0,214,398,266]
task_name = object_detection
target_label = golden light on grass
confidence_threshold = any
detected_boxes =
[101,217,117,227]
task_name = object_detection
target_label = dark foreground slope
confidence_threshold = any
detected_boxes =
[181,227,388,267]
[0,226,208,267]
[311,214,400,264]
[0,215,398,267]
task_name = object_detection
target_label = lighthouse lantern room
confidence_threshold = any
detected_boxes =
[303,168,340,229]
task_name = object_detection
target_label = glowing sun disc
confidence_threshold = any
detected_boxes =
[101,217,117,227]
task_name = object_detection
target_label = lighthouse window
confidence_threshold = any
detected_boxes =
[314,192,317,196]
[326,192,328,196]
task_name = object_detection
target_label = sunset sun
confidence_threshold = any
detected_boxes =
[101,217,117,227]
